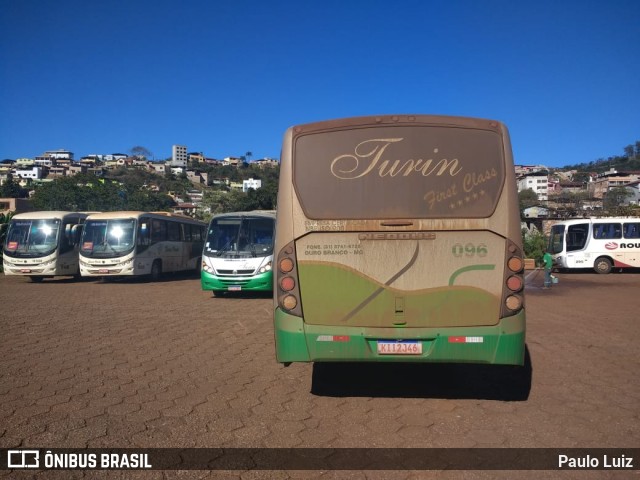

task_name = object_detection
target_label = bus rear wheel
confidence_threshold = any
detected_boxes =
[594,257,612,274]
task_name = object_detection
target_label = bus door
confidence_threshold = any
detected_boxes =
[59,217,82,274]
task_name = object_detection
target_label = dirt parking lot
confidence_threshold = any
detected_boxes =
[0,269,638,479]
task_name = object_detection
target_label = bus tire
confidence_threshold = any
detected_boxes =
[594,257,612,274]
[29,276,44,283]
[150,260,162,281]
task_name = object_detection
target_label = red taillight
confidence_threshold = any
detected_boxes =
[506,275,523,291]
[280,276,295,291]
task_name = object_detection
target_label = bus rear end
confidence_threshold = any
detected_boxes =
[274,115,525,365]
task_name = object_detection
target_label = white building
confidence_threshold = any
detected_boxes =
[34,157,53,168]
[149,163,165,174]
[172,145,188,167]
[43,149,74,160]
[14,166,43,180]
[242,178,262,192]
[517,173,549,201]
[103,154,126,162]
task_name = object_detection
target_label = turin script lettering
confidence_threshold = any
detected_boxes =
[330,138,462,180]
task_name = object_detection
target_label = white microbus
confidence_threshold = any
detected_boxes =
[548,217,640,274]
[201,210,276,295]
[3,211,91,282]
[79,211,206,279]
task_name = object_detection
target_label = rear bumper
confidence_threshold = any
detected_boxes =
[201,270,273,292]
[274,309,526,366]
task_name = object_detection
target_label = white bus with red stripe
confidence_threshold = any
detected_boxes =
[548,217,640,274]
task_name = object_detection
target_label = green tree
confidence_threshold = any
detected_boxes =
[30,174,176,212]
[518,188,539,217]
[31,176,85,210]
[130,146,152,159]
[603,187,632,213]
[522,229,546,265]
[0,174,28,198]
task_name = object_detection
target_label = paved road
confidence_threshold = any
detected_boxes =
[0,270,638,479]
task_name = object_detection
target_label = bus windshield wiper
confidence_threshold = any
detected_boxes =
[216,239,234,257]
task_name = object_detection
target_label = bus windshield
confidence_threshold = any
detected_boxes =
[80,219,136,257]
[549,225,565,254]
[204,216,274,258]
[4,219,61,257]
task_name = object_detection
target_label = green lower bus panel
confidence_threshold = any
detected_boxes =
[201,270,273,292]
[274,308,525,365]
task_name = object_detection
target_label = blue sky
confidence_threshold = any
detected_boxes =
[1,0,638,167]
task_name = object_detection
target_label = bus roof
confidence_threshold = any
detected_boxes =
[211,210,276,220]
[10,211,94,220]
[552,217,640,226]
[85,211,206,224]
[288,114,504,132]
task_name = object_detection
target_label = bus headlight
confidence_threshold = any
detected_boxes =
[202,263,212,273]
[258,261,272,274]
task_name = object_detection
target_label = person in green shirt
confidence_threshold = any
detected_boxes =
[542,249,553,289]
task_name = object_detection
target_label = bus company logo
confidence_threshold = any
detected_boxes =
[7,450,39,468]
[605,242,619,250]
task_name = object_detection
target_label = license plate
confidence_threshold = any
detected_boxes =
[228,285,242,291]
[377,341,422,355]
[20,269,31,273]
[99,269,109,274]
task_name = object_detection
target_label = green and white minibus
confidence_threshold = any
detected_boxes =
[274,115,526,365]
[201,210,276,295]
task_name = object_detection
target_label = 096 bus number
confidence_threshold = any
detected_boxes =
[452,243,488,257]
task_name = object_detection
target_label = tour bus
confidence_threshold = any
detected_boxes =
[201,210,276,295]
[548,217,640,274]
[79,211,206,279]
[3,211,91,282]
[274,115,526,365]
